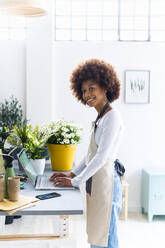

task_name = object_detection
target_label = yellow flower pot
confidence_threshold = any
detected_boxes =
[47,144,76,171]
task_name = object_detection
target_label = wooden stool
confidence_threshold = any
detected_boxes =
[119,176,129,221]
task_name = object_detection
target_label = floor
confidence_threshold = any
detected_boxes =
[0,212,165,248]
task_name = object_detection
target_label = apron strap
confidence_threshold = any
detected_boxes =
[86,102,110,196]
[94,101,110,132]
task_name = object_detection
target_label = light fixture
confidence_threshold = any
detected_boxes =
[0,0,47,17]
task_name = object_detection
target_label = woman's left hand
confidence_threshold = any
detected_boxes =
[53,177,73,187]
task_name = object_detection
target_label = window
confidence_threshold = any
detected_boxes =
[54,0,119,41]
[54,0,165,42]
[119,0,149,41]
[150,0,165,41]
[0,16,27,40]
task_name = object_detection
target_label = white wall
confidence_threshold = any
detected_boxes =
[53,41,165,212]
[26,0,54,126]
[0,41,26,112]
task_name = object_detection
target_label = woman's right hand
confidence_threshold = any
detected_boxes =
[49,172,75,181]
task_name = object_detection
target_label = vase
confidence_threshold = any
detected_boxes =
[47,144,76,171]
[30,158,45,175]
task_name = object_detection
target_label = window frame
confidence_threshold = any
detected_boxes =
[0,16,27,41]
[54,0,165,42]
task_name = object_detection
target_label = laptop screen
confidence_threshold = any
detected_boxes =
[17,150,37,186]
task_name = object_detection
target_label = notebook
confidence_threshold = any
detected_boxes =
[17,149,75,190]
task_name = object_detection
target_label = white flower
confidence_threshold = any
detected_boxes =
[64,139,70,144]
[54,126,59,132]
[70,133,75,138]
[61,127,68,132]
[71,139,76,144]
[76,131,81,136]
[66,134,72,139]
[40,119,83,145]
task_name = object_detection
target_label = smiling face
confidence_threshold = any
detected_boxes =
[81,80,108,113]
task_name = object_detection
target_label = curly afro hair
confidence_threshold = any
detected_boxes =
[70,58,120,104]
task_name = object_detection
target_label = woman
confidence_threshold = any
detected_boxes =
[50,58,124,248]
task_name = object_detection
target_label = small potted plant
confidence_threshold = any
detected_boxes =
[6,120,32,158]
[40,120,83,171]
[24,126,47,175]
[7,124,47,175]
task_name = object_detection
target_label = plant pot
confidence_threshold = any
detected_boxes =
[47,144,76,171]
[30,158,45,175]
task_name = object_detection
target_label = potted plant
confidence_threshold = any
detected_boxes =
[6,120,32,157]
[0,95,23,152]
[7,121,33,171]
[7,124,48,175]
[24,125,48,175]
[40,120,82,171]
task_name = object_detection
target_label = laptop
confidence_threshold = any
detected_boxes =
[17,149,75,190]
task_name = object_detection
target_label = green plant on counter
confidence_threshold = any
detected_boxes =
[0,95,23,151]
[24,126,48,160]
[7,120,32,149]
[7,124,47,160]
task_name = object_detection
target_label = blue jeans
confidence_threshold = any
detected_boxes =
[90,169,123,248]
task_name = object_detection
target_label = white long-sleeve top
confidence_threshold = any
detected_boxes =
[71,108,124,187]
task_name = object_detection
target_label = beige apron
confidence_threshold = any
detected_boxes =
[86,122,114,247]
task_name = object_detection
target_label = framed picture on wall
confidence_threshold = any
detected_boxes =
[124,70,150,104]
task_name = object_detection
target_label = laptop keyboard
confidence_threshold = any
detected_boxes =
[36,175,75,190]
[37,175,54,189]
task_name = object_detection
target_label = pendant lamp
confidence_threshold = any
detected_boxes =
[0,0,47,17]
